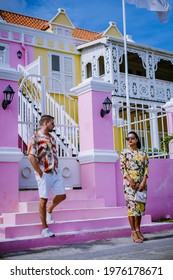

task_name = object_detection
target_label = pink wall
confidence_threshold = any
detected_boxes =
[92,91,114,149]
[10,42,34,68]
[0,39,34,68]
[0,80,19,147]
[0,163,19,212]
[78,91,94,151]
[81,162,117,206]
[78,90,114,151]
[115,158,173,220]
[77,79,117,206]
[0,38,33,212]
[0,78,22,212]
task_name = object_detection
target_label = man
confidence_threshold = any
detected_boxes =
[28,115,66,237]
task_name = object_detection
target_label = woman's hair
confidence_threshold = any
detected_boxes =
[127,131,141,149]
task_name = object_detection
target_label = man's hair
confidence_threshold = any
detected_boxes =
[39,115,54,126]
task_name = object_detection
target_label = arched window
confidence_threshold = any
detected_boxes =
[155,59,173,82]
[120,52,146,77]
[98,56,105,76]
[86,62,92,78]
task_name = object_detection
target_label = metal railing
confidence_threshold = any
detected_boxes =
[113,100,168,158]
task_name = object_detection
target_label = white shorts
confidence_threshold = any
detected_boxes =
[35,168,65,199]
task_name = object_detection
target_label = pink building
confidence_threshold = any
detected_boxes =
[0,8,173,253]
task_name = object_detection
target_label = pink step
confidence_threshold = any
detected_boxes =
[19,189,96,202]
[2,207,128,225]
[0,215,152,239]
[18,198,105,212]
[1,222,173,253]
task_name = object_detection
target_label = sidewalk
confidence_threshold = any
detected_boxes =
[1,229,173,260]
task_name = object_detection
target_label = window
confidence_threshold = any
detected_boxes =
[54,27,63,36]
[52,55,60,71]
[0,43,9,64]
[86,63,92,78]
[0,46,5,63]
[65,29,71,37]
[51,54,61,91]
[120,52,146,77]
[98,56,105,76]
[50,53,74,93]
[155,59,173,82]
[54,27,72,37]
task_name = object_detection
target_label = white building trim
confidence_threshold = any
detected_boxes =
[0,148,23,162]
[71,77,115,96]
[0,67,22,81]
[78,149,119,164]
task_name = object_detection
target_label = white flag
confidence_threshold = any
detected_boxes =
[125,0,171,23]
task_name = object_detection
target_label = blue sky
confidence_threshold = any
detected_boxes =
[0,0,172,52]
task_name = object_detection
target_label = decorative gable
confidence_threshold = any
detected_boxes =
[47,8,75,37]
[50,8,75,28]
[102,21,123,39]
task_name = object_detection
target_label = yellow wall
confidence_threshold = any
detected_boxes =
[52,13,73,27]
[34,47,81,85]
[105,27,122,39]
[74,54,81,86]
[33,47,80,123]
[113,126,124,152]
[34,48,49,76]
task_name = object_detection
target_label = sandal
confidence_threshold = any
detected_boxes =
[131,231,143,243]
[136,230,148,241]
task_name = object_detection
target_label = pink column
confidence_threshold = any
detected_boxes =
[71,78,118,206]
[0,67,23,212]
[163,98,173,159]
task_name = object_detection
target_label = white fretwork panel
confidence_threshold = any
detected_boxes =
[118,73,173,102]
[81,45,107,80]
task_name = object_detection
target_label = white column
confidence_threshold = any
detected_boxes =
[149,106,160,150]
[112,101,125,127]
[163,98,173,158]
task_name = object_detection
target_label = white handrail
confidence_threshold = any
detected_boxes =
[18,74,79,157]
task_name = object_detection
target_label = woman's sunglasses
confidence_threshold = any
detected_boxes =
[126,136,136,141]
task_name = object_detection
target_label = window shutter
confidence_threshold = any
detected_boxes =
[50,54,74,93]
[64,57,72,73]
[52,73,61,91]
[65,75,73,91]
[64,57,73,91]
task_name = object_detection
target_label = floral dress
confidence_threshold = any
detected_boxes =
[120,148,149,217]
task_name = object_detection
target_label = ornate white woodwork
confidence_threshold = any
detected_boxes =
[118,73,173,102]
[80,41,173,104]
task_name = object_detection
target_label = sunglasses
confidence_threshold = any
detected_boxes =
[126,136,136,141]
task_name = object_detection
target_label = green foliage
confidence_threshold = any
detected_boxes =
[160,135,173,153]
[147,148,159,153]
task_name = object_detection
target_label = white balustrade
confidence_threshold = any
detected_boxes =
[18,72,79,158]
[116,73,173,103]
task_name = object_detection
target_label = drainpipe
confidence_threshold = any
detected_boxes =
[22,42,28,66]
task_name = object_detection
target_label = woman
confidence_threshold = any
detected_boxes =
[120,131,149,243]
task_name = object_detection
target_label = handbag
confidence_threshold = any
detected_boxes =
[134,190,147,203]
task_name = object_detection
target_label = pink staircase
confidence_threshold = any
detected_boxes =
[0,189,173,253]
